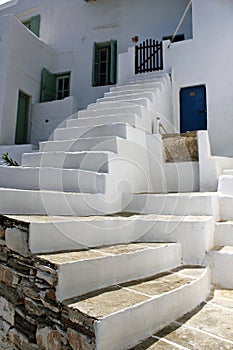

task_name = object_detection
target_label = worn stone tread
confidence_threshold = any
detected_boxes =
[36,243,174,265]
[65,267,205,319]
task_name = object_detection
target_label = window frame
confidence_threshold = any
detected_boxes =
[40,69,71,103]
[56,73,71,100]
[22,15,41,37]
[92,40,117,87]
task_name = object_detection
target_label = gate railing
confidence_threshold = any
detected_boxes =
[135,39,163,74]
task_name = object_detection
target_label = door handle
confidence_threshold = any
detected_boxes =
[198,110,207,114]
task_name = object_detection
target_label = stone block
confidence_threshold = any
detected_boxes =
[25,298,44,317]
[67,328,93,350]
[5,228,30,257]
[36,326,62,350]
[0,296,15,325]
[0,226,5,240]
[0,264,20,286]
[8,328,38,350]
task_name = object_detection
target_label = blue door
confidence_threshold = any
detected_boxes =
[180,85,207,133]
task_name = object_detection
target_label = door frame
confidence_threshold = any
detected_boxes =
[179,84,207,134]
[15,90,31,144]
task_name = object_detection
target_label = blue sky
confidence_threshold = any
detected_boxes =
[0,0,12,4]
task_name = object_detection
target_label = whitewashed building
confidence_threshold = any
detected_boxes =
[1,2,233,350]
[0,0,232,156]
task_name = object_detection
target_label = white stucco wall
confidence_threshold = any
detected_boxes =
[163,0,233,156]
[31,96,77,145]
[0,0,193,110]
[0,14,76,145]
[0,15,53,144]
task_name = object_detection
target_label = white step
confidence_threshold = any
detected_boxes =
[39,136,120,153]
[97,91,155,103]
[215,221,233,246]
[105,87,161,98]
[208,246,233,288]
[110,81,163,93]
[5,214,214,265]
[222,169,233,176]
[78,104,149,119]
[218,194,233,220]
[66,267,210,350]
[22,151,115,172]
[87,98,153,110]
[0,166,106,193]
[123,192,219,218]
[37,242,182,301]
[66,113,152,133]
[0,188,123,216]
[53,123,139,142]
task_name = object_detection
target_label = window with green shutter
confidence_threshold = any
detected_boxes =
[22,15,40,37]
[40,69,71,103]
[92,40,117,87]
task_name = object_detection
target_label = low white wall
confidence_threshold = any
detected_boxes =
[164,161,199,192]
[147,134,200,193]
[31,96,77,145]
[0,144,33,165]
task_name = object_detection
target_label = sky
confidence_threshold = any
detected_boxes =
[0,0,12,4]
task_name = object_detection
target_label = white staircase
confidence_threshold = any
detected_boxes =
[0,73,233,349]
[0,75,173,216]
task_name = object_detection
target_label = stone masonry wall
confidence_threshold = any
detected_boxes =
[0,215,95,350]
[163,131,198,162]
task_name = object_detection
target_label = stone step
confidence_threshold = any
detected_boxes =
[66,113,152,133]
[22,151,115,172]
[4,214,214,264]
[64,266,210,350]
[78,104,150,119]
[53,123,145,142]
[0,166,106,193]
[37,242,182,301]
[105,87,161,98]
[39,136,120,153]
[110,80,163,93]
[131,288,233,350]
[215,221,233,246]
[97,91,155,103]
[208,246,233,288]
[123,192,219,218]
[87,98,153,111]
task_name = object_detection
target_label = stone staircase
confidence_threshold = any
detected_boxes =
[0,214,210,350]
[0,74,233,349]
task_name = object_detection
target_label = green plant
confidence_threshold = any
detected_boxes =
[1,153,19,166]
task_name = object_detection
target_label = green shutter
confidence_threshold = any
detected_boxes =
[40,68,56,102]
[30,15,40,37]
[92,42,98,87]
[110,40,117,85]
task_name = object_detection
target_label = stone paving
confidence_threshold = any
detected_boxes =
[130,288,233,349]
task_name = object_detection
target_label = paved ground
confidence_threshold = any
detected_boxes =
[130,288,233,350]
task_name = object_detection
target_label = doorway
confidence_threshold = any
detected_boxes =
[180,85,207,133]
[15,91,30,144]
